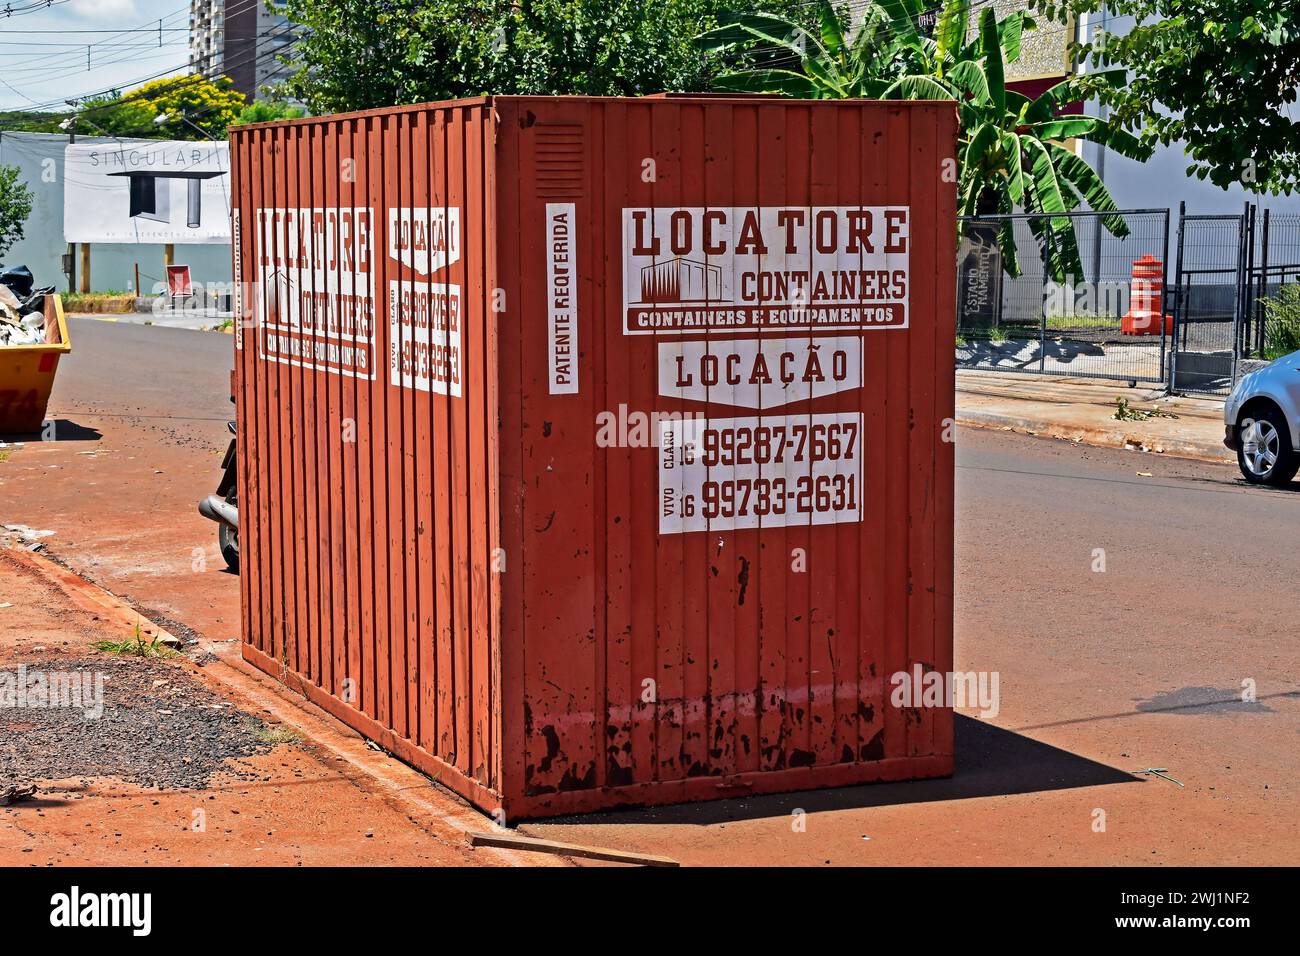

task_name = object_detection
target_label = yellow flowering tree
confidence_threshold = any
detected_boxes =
[77,75,247,140]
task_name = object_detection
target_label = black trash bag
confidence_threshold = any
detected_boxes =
[0,265,34,299]
[20,286,53,315]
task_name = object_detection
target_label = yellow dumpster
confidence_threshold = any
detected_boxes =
[0,294,70,435]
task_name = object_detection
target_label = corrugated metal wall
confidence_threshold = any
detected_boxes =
[232,96,956,820]
[231,100,503,808]
[497,97,955,816]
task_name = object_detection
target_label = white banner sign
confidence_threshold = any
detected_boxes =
[546,202,578,394]
[64,141,231,244]
[389,280,462,396]
[255,206,376,379]
[387,207,460,275]
[622,205,909,334]
[657,335,862,409]
[659,412,864,534]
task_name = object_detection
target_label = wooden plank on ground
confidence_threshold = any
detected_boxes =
[468,831,679,867]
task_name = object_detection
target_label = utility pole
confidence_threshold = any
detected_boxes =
[64,108,76,295]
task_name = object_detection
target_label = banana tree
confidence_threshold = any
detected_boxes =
[697,0,1153,281]
[697,1,906,98]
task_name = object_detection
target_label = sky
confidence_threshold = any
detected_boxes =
[0,0,192,113]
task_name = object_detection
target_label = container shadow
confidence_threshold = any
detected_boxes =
[3,797,72,810]
[0,420,101,443]
[548,715,1136,827]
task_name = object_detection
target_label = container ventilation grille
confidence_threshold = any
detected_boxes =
[534,124,584,199]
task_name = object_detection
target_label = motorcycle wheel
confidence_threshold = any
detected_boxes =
[219,490,239,572]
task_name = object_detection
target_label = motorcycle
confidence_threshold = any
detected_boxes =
[198,403,239,572]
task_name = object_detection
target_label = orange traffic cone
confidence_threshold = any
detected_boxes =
[1121,255,1172,335]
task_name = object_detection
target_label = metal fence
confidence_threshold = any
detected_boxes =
[1170,203,1300,396]
[1169,208,1245,395]
[1247,211,1300,362]
[957,209,1171,384]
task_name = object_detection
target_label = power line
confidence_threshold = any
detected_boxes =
[0,0,72,19]
[0,2,191,94]
[0,0,1083,119]
[1,48,185,78]
[0,0,276,91]
[5,4,199,84]
[0,2,188,58]
[0,21,303,138]
[0,28,187,33]
[75,0,274,79]
[0,40,189,47]
[0,0,278,110]
[53,0,289,88]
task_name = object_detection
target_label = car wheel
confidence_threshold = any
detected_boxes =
[1237,407,1300,487]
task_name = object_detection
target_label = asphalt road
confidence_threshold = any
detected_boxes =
[3,319,1297,865]
[1,318,236,641]
[531,426,1300,864]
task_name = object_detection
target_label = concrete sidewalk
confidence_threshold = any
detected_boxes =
[70,309,233,332]
[955,370,1232,463]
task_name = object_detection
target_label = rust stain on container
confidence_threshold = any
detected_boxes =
[230,95,957,820]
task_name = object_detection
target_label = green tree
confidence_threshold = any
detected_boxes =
[699,0,1151,280]
[272,0,819,114]
[232,99,308,126]
[0,110,65,134]
[0,164,35,261]
[1047,1,1300,195]
[1260,284,1300,359]
[75,75,246,140]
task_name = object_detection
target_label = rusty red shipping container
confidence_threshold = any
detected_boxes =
[229,95,957,820]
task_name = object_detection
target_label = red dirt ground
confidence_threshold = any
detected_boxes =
[0,548,496,867]
[3,320,1297,866]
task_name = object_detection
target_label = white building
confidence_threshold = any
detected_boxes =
[0,132,232,293]
[1077,7,1300,216]
[189,0,224,78]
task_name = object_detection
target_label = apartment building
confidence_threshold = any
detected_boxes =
[188,0,296,98]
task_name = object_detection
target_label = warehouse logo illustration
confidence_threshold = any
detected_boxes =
[622,206,910,334]
[640,257,723,303]
[254,206,377,379]
[388,206,463,397]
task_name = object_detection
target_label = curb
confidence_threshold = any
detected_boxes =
[67,312,232,332]
[1,544,561,868]
[2,546,182,647]
[956,407,1233,464]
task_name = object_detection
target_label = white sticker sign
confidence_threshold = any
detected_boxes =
[623,206,909,335]
[659,412,864,534]
[387,207,461,275]
[388,281,462,397]
[546,202,578,394]
[255,206,376,379]
[658,335,862,409]
[232,208,243,351]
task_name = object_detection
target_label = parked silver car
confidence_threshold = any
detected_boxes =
[1224,349,1300,485]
